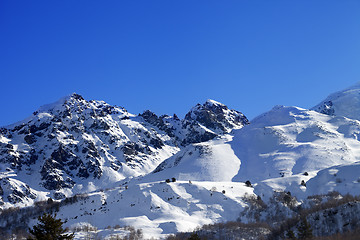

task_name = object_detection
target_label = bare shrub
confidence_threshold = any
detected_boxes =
[275,191,298,210]
[0,193,88,236]
[167,221,271,240]
[239,193,268,222]
[312,226,360,240]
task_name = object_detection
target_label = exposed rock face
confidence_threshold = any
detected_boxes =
[181,99,249,145]
[140,99,249,146]
[0,95,248,204]
[0,94,179,195]
[185,99,249,133]
[0,178,36,205]
[315,100,335,115]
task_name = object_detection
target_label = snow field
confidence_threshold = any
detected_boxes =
[54,180,254,239]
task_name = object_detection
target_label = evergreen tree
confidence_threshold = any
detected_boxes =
[188,233,201,240]
[297,218,313,239]
[286,230,297,239]
[28,213,74,240]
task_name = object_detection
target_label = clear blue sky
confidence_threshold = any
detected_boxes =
[1,1,360,126]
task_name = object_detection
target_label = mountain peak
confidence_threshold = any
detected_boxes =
[62,92,87,106]
[204,99,226,107]
[34,93,85,114]
[67,92,85,101]
[184,99,249,134]
[187,99,228,116]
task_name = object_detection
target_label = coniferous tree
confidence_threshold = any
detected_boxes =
[27,213,74,240]
[297,218,312,239]
[286,230,297,239]
[188,233,201,240]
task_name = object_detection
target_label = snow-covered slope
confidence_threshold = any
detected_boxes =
[253,161,360,203]
[54,180,254,239]
[305,161,360,197]
[151,135,240,182]
[312,82,360,120]
[231,105,360,182]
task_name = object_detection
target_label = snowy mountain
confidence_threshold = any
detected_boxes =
[2,84,360,239]
[0,94,248,209]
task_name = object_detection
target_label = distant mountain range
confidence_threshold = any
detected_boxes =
[1,83,360,239]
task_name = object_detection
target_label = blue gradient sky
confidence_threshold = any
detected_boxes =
[1,1,360,126]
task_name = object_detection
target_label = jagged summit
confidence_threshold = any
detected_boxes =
[36,93,85,112]
[204,99,226,107]
[312,82,360,120]
[35,93,129,117]
[4,93,130,130]
[185,99,249,134]
[137,99,250,146]
[186,99,229,118]
[4,94,84,129]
